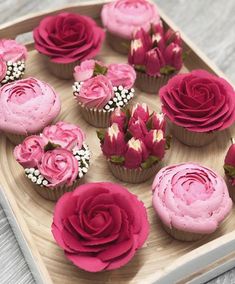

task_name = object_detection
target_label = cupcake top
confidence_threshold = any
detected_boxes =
[33,12,105,64]
[101,0,160,39]
[14,121,90,188]
[152,163,232,234]
[0,77,61,135]
[128,20,183,77]
[97,103,169,169]
[52,182,149,272]
[224,143,235,185]
[160,70,235,132]
[73,60,136,110]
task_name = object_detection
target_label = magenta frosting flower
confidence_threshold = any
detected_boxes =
[160,70,235,132]
[0,57,7,82]
[0,39,27,62]
[14,135,45,168]
[51,182,149,272]
[38,148,78,187]
[125,138,148,169]
[42,121,85,150]
[76,75,114,109]
[33,12,105,64]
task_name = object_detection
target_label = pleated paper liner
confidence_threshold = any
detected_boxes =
[225,176,235,203]
[5,133,27,145]
[106,31,130,55]
[135,71,174,94]
[107,160,161,183]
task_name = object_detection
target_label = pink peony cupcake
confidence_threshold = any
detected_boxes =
[52,182,149,272]
[160,70,235,147]
[97,103,170,183]
[128,20,183,94]
[224,141,235,202]
[14,121,90,201]
[0,39,27,86]
[73,60,136,127]
[0,77,61,144]
[101,0,160,54]
[152,163,232,241]
[33,12,105,79]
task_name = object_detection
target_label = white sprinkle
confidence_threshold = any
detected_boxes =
[127,95,130,100]
[113,98,117,102]
[113,86,118,91]
[118,86,123,91]
[105,105,110,109]
[42,180,48,186]
[25,168,30,174]
[119,101,124,106]
[38,175,43,180]
[124,99,127,103]
[34,169,40,176]
[29,168,35,174]
[82,167,88,173]
[32,176,37,183]
[108,101,113,105]
[122,94,126,98]
[6,71,11,75]
[131,88,135,92]
[36,179,42,185]
[28,174,33,179]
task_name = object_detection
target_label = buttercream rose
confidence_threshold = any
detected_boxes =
[77,75,114,108]
[106,63,136,89]
[0,57,7,82]
[38,148,78,187]
[14,135,45,168]
[0,39,27,62]
[101,0,160,39]
[42,121,85,150]
[160,70,235,132]
[51,182,149,272]
[33,12,105,63]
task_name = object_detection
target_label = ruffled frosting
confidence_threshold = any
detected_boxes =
[0,39,27,62]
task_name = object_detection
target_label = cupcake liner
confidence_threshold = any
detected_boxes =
[107,160,160,183]
[162,223,204,242]
[135,71,174,94]
[225,176,235,203]
[106,32,130,55]
[5,133,27,145]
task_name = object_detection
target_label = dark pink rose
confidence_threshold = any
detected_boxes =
[0,57,7,82]
[0,39,27,62]
[131,103,149,122]
[110,108,127,130]
[145,47,165,77]
[125,138,148,169]
[33,12,105,64]
[128,117,148,140]
[38,148,78,187]
[77,75,114,109]
[51,182,149,272]
[14,135,45,168]
[42,121,85,150]
[160,70,235,132]
[144,130,165,160]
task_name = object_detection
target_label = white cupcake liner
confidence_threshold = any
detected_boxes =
[106,32,130,55]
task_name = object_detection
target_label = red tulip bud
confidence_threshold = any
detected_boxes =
[151,112,166,131]
[110,108,126,130]
[164,43,183,70]
[128,117,148,140]
[125,138,148,169]
[102,123,127,157]
[151,22,165,50]
[165,29,182,46]
[145,48,165,77]
[131,103,149,122]
[225,144,235,168]
[144,130,165,160]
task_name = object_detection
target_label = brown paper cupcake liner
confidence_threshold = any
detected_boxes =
[106,32,130,55]
[5,133,27,145]
[225,176,235,203]
[135,71,174,94]
[107,160,160,183]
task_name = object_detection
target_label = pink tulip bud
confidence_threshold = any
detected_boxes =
[165,29,182,46]
[144,130,166,160]
[151,22,165,51]
[125,138,148,169]
[128,117,148,140]
[164,43,183,70]
[145,48,165,77]
[151,112,166,131]
[225,144,235,168]
[131,103,149,122]
[110,108,127,130]
[102,123,127,157]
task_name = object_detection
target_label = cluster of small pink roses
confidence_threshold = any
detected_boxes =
[97,103,169,169]
[128,20,183,77]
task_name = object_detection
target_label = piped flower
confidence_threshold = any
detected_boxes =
[131,103,149,122]
[144,130,165,160]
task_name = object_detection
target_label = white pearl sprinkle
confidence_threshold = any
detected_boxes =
[42,180,48,186]
[28,174,33,179]
[36,179,42,185]
[29,168,35,174]
[34,170,40,176]
[32,176,37,183]
[113,86,118,91]
[118,86,123,91]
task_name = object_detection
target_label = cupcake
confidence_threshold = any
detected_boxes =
[101,0,160,54]
[0,39,27,86]
[52,182,149,272]
[160,70,235,147]
[33,12,105,79]
[73,60,136,127]
[128,21,183,93]
[0,77,61,144]
[14,121,90,201]
[97,103,170,183]
[152,163,232,241]
[224,141,235,202]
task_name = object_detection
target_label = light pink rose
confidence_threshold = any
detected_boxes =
[0,57,7,82]
[106,63,136,89]
[38,148,78,187]
[14,135,45,168]
[77,75,114,109]
[0,39,27,62]
[42,121,85,150]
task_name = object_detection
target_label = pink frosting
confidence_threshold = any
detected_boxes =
[106,63,136,89]
[152,163,232,234]
[0,57,7,81]
[74,60,107,82]
[42,121,85,150]
[0,77,61,135]
[0,39,27,62]
[101,0,160,39]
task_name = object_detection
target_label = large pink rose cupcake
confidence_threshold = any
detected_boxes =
[97,103,170,183]
[52,182,149,272]
[224,141,235,202]
[0,77,61,144]
[0,39,27,86]
[128,20,183,94]
[152,163,232,241]
[14,121,90,201]
[73,60,136,127]
[33,12,105,79]
[160,70,235,146]
[101,0,160,54]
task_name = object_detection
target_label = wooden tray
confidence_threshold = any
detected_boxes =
[1,1,235,283]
